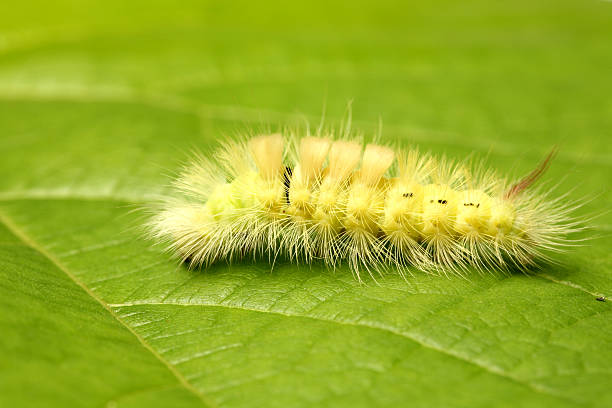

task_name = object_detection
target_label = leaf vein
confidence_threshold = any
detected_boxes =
[110,300,585,406]
[0,210,218,408]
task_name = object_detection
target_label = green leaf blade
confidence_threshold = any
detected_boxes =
[2,0,612,406]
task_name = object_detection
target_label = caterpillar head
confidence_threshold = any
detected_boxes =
[487,200,516,237]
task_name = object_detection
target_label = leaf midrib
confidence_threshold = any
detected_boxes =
[111,300,586,404]
[0,208,216,408]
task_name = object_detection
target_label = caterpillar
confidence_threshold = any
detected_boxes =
[149,126,583,280]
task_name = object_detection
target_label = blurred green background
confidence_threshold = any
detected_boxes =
[1,1,611,407]
[1,0,611,199]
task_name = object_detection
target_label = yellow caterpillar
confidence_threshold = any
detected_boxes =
[149,128,582,280]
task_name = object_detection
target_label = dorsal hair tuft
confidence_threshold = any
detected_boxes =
[358,144,395,186]
[327,140,362,181]
[298,136,331,183]
[248,133,284,180]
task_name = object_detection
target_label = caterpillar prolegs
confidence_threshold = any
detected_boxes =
[149,130,582,280]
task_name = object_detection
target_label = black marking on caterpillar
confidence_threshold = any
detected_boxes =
[282,166,293,205]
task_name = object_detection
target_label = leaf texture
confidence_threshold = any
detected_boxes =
[1,1,611,407]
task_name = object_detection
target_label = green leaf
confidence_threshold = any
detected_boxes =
[1,1,611,407]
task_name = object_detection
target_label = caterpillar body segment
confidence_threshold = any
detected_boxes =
[149,131,579,280]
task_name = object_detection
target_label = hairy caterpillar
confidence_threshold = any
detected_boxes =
[149,126,583,280]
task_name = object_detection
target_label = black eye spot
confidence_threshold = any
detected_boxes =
[402,192,414,198]
[437,199,447,205]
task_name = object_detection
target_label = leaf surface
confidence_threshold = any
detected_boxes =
[1,1,611,407]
